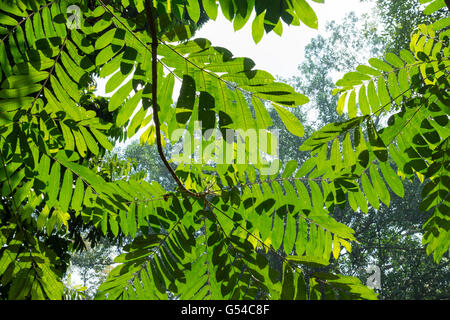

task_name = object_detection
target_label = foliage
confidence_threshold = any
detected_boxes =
[323,5,450,262]
[285,9,449,299]
[0,0,448,300]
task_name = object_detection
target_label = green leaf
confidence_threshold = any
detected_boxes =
[48,162,61,207]
[186,0,201,23]
[387,72,402,105]
[158,73,175,116]
[79,127,99,155]
[53,208,70,231]
[358,85,371,116]
[105,68,132,94]
[367,121,388,162]
[379,162,405,198]
[347,90,357,118]
[176,75,196,124]
[352,186,369,214]
[60,123,75,151]
[397,69,410,95]
[309,180,323,214]
[332,235,340,260]
[9,269,33,300]
[219,0,235,21]
[377,76,391,111]
[59,170,73,213]
[273,104,304,137]
[1,71,48,89]
[283,160,298,178]
[385,53,404,68]
[281,263,294,300]
[100,51,124,79]
[369,166,390,207]
[284,213,296,255]
[251,96,273,129]
[0,84,42,98]
[369,58,393,72]
[424,0,446,15]
[0,14,18,26]
[400,49,416,64]
[72,129,87,157]
[119,210,129,236]
[96,45,122,67]
[233,0,254,31]
[252,11,265,44]
[342,133,356,167]
[356,65,382,77]
[295,158,316,178]
[292,0,319,29]
[296,218,308,256]
[203,0,219,20]
[95,28,116,50]
[116,90,143,127]
[330,138,342,173]
[0,97,34,113]
[90,128,113,151]
[432,16,450,30]
[361,172,379,209]
[287,255,330,268]
[367,80,380,114]
[306,222,319,257]
[13,180,33,208]
[341,72,369,83]
[127,203,137,238]
[71,178,84,212]
[336,92,347,116]
[233,90,255,130]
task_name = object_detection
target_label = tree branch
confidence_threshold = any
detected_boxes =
[144,0,202,198]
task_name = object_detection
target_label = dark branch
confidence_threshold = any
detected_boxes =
[144,0,202,198]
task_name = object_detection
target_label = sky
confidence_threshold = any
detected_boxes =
[194,0,375,79]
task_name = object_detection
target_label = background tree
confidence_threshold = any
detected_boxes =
[120,141,176,190]
[66,238,118,299]
[361,0,448,54]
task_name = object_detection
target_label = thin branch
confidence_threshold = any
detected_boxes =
[144,0,207,199]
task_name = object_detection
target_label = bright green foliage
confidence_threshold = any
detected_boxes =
[308,15,450,263]
[0,0,447,300]
[420,0,449,15]
[206,0,321,42]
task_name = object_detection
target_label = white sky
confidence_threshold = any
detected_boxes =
[195,0,375,79]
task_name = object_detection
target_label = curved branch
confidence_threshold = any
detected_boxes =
[144,0,203,199]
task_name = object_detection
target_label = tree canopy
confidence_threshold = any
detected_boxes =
[0,0,448,300]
